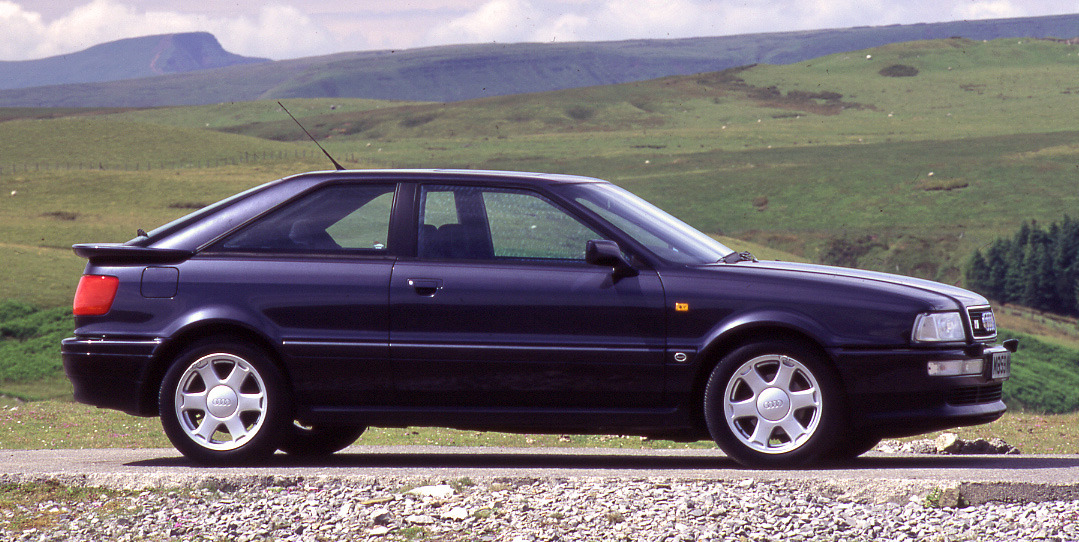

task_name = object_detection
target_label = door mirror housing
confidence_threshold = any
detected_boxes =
[586,239,638,279]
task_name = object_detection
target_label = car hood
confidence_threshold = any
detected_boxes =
[701,260,989,308]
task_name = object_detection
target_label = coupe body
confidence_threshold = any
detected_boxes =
[62,169,1014,467]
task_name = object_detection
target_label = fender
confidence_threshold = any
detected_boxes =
[696,307,836,363]
[158,304,283,353]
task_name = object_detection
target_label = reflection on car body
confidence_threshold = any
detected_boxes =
[62,169,1015,467]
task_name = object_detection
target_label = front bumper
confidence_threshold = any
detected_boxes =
[834,344,1012,438]
[61,336,163,416]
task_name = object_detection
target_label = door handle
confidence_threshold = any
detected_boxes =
[407,278,442,296]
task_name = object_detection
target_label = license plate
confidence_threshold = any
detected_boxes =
[990,351,1011,379]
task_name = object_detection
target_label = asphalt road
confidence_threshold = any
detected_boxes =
[5,446,1079,505]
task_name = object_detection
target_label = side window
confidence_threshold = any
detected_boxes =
[418,185,602,261]
[216,184,395,252]
[484,191,600,259]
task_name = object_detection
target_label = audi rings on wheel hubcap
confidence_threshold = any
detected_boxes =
[723,354,822,454]
[174,353,268,451]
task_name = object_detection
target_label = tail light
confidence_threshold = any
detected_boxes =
[73,275,119,316]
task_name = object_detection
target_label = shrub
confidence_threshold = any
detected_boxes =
[565,106,595,121]
[0,303,72,383]
[819,235,886,268]
[1000,330,1079,414]
[879,64,920,77]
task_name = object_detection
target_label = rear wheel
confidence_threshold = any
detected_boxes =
[159,339,291,464]
[704,340,848,468]
[279,423,367,456]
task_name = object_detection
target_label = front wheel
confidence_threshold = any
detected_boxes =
[159,339,291,464]
[703,340,848,468]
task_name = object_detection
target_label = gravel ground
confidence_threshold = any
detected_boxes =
[5,475,1078,542]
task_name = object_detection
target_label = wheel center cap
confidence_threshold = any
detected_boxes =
[206,385,238,418]
[756,387,791,421]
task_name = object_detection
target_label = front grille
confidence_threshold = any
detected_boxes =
[967,306,997,339]
[945,383,1003,406]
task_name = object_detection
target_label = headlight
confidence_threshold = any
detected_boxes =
[912,312,966,342]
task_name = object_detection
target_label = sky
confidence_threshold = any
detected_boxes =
[1,0,1076,62]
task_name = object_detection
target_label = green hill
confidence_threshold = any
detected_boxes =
[1,37,1077,302]
[188,38,1078,285]
[1,14,1077,107]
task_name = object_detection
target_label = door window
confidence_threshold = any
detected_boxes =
[418,185,602,261]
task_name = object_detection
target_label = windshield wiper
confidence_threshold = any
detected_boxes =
[721,251,757,264]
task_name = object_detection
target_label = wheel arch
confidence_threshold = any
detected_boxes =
[139,320,286,416]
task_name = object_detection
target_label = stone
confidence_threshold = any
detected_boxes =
[935,432,961,454]
[370,508,392,525]
[443,507,470,520]
[407,484,456,499]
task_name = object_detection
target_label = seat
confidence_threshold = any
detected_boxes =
[288,220,340,250]
[424,223,492,259]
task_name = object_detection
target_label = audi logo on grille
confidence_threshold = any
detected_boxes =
[762,400,785,410]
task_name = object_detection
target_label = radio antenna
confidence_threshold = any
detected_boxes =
[278,101,345,171]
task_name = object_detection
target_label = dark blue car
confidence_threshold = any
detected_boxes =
[62,169,1014,467]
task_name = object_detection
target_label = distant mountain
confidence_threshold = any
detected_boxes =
[0,14,1075,107]
[0,32,269,90]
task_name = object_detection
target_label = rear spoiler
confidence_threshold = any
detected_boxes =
[72,243,194,265]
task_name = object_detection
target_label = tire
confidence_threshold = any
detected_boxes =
[159,338,291,465]
[703,340,848,468]
[832,432,881,460]
[279,423,367,456]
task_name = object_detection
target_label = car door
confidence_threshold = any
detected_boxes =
[200,182,399,407]
[389,183,667,409]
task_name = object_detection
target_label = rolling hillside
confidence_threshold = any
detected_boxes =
[1,38,1077,305]
[0,13,1076,107]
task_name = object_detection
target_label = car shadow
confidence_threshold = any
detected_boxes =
[128,451,739,470]
[125,450,1079,471]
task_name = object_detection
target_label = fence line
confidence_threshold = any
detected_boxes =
[0,150,360,176]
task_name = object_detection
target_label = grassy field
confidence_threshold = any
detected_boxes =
[2,39,1077,295]
[2,399,1077,454]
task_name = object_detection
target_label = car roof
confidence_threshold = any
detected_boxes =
[281,169,609,186]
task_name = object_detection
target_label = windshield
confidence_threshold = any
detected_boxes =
[558,182,733,265]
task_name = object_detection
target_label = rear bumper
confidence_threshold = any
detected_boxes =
[834,345,1009,438]
[61,336,162,416]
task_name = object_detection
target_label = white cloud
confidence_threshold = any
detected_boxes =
[423,0,897,46]
[0,1,49,59]
[0,0,337,61]
[952,0,1024,20]
[427,0,541,44]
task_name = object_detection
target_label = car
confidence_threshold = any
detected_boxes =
[62,169,1015,467]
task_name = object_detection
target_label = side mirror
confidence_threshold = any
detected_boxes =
[586,239,638,279]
